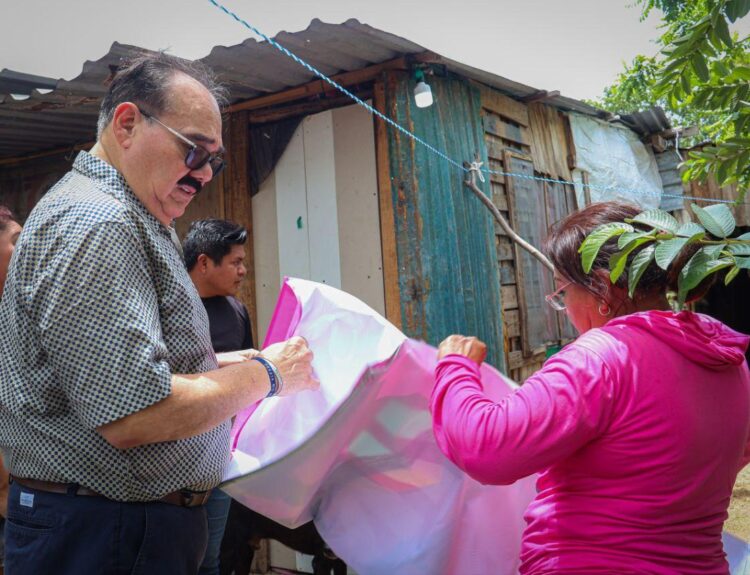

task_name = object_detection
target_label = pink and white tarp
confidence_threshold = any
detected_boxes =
[221,278,536,574]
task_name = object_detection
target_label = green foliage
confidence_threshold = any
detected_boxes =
[578,203,750,307]
[593,0,750,201]
[578,223,634,273]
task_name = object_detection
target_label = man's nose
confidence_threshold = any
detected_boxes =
[191,161,213,184]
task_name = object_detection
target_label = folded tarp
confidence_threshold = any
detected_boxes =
[221,278,536,574]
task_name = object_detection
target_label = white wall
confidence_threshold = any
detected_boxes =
[252,103,385,345]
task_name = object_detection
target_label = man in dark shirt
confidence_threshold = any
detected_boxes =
[183,219,254,575]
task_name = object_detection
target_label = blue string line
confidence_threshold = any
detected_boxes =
[207,0,743,207]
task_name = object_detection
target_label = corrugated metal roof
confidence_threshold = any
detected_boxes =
[618,106,671,137]
[0,18,605,160]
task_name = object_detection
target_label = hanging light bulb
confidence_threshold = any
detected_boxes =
[414,69,433,108]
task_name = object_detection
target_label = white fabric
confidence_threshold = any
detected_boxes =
[222,278,536,574]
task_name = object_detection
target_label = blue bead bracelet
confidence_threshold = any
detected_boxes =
[253,356,281,397]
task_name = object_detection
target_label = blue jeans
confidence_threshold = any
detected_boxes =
[198,488,232,575]
[5,480,208,575]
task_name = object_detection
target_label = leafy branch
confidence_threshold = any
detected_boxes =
[594,0,750,201]
[579,203,750,308]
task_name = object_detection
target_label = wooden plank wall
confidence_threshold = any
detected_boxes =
[0,151,79,220]
[382,71,505,372]
[480,88,577,381]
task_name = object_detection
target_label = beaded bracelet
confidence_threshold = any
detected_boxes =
[252,356,284,397]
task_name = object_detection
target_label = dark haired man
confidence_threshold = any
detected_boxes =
[183,219,253,575]
[0,53,318,575]
[184,219,253,355]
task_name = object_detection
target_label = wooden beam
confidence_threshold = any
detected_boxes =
[227,56,412,113]
[657,125,699,140]
[247,90,373,124]
[520,90,560,104]
[0,141,94,167]
[373,76,402,330]
[222,110,258,343]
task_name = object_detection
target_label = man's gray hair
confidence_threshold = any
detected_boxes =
[96,51,228,138]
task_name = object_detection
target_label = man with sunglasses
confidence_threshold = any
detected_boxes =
[0,53,319,575]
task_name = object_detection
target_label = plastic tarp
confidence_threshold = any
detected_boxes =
[569,114,664,209]
[221,278,536,575]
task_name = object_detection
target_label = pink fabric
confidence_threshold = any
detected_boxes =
[431,310,750,574]
[230,280,301,449]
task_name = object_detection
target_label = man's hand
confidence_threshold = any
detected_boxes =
[437,335,487,366]
[261,336,319,396]
[216,349,260,367]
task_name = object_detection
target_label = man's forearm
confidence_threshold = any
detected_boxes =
[97,361,270,450]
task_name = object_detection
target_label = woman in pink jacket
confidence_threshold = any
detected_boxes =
[431,201,750,574]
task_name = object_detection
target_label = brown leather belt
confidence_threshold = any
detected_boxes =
[11,476,212,508]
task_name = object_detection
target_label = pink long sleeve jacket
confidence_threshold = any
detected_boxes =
[431,310,750,574]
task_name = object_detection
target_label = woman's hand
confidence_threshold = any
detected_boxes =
[438,335,487,366]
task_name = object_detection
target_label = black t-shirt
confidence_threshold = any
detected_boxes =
[201,296,254,353]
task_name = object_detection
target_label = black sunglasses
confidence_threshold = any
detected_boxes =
[139,108,226,177]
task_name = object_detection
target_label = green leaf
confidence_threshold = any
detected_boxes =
[680,72,691,95]
[726,0,750,22]
[676,222,706,237]
[726,0,740,21]
[629,209,680,233]
[725,266,741,285]
[717,161,730,185]
[663,57,688,76]
[628,244,656,298]
[609,238,654,283]
[704,243,727,258]
[618,231,651,249]
[678,251,734,304]
[579,223,634,273]
[737,232,750,240]
[728,243,750,255]
[690,203,736,238]
[714,14,734,47]
[655,237,689,270]
[735,256,750,269]
[691,53,710,83]
[715,61,732,77]
[732,67,750,82]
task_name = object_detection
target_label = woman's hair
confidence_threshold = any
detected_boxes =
[543,201,710,303]
[0,205,17,233]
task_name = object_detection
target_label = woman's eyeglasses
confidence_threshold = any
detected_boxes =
[139,108,226,177]
[545,281,572,311]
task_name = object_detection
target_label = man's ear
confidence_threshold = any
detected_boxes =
[110,103,140,149]
[196,253,210,272]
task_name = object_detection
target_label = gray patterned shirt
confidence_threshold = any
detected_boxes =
[0,151,231,501]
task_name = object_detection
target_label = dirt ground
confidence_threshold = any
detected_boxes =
[727,466,750,541]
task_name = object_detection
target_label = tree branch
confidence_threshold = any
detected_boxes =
[462,161,554,273]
